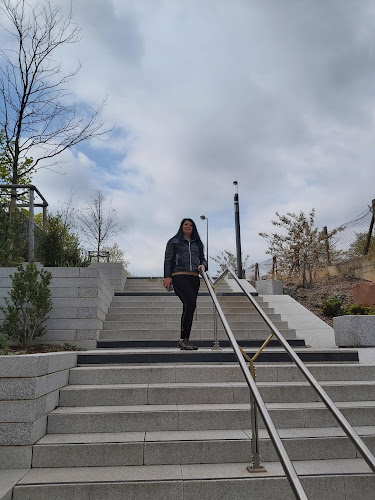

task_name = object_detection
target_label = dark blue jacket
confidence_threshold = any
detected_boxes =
[164,237,208,278]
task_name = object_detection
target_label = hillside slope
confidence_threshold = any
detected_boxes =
[284,275,370,327]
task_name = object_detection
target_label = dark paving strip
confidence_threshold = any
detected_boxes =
[114,292,257,297]
[77,350,358,365]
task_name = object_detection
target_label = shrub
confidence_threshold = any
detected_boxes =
[0,262,52,349]
[0,333,10,352]
[38,213,88,267]
[344,304,375,315]
[0,209,28,266]
[344,304,368,315]
[321,294,346,317]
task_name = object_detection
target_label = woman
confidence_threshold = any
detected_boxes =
[163,218,208,350]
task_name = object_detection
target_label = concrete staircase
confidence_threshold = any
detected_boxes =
[85,277,357,364]
[12,278,375,499]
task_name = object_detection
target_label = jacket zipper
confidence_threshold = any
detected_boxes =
[188,241,192,270]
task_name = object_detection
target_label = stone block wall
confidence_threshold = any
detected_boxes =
[319,253,375,282]
[334,316,375,347]
[0,352,77,469]
[256,279,283,295]
[0,266,114,349]
[88,262,127,292]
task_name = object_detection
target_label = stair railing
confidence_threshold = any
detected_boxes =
[207,268,375,477]
[200,270,309,500]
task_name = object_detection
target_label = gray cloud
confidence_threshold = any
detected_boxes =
[10,0,375,274]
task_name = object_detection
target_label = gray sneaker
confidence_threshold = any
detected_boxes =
[178,340,198,350]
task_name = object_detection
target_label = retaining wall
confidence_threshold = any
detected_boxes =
[0,352,77,470]
[321,254,375,282]
[0,264,122,349]
[88,262,127,292]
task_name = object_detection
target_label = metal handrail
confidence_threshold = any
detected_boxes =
[0,184,48,206]
[221,268,375,474]
[200,270,309,500]
[0,184,48,260]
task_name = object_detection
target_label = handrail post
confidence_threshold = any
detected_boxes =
[28,187,35,261]
[42,203,47,232]
[248,359,264,471]
[212,303,220,350]
[208,273,221,350]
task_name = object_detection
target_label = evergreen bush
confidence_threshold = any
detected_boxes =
[321,294,346,317]
[38,213,87,267]
[344,304,375,315]
[0,262,52,349]
[0,333,10,352]
[0,209,28,266]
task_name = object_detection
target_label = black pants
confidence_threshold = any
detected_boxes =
[172,275,200,340]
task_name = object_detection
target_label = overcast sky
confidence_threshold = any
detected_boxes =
[2,0,375,276]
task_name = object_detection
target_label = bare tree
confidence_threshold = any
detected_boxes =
[211,250,249,276]
[0,0,113,210]
[259,209,340,286]
[102,242,131,274]
[77,190,123,259]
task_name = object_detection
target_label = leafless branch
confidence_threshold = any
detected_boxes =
[77,190,124,257]
[0,0,114,206]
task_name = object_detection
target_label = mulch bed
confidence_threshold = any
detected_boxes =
[0,343,85,355]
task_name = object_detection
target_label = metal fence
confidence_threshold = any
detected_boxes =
[329,206,374,264]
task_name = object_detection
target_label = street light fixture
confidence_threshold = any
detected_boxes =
[200,215,208,265]
[233,181,243,279]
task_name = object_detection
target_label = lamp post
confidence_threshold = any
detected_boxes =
[233,181,243,279]
[200,215,208,264]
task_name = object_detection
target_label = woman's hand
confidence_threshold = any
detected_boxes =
[163,277,172,290]
[198,265,206,273]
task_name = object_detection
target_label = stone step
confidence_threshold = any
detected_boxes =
[108,302,274,310]
[104,309,279,320]
[98,328,297,341]
[11,461,375,500]
[112,294,258,302]
[96,339,305,349]
[14,452,375,500]
[68,364,375,385]
[105,312,282,322]
[112,294,262,301]
[123,283,231,289]
[58,381,375,407]
[31,427,375,468]
[102,319,290,330]
[46,401,375,434]
[124,285,232,290]
[76,348,357,364]
[108,305,274,314]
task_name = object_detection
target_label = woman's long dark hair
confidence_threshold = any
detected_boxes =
[174,218,204,248]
